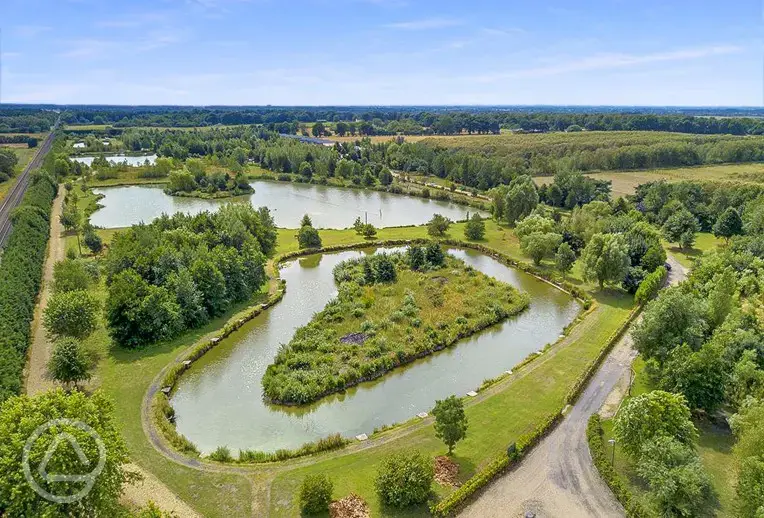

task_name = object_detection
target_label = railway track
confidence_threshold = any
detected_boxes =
[0,124,57,249]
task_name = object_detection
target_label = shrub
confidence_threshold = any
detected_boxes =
[209,446,233,462]
[84,229,103,254]
[298,225,322,249]
[375,450,434,508]
[299,474,333,515]
[53,258,91,293]
[634,266,667,305]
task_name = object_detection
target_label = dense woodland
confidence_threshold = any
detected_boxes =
[0,108,57,133]
[103,205,276,347]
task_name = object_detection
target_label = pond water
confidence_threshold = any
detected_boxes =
[72,154,158,167]
[171,247,580,453]
[90,181,481,229]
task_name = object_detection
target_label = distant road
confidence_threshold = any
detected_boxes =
[0,125,57,249]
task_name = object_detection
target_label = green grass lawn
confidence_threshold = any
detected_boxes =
[662,232,723,269]
[64,213,632,517]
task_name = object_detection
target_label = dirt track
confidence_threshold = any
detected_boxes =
[459,256,687,518]
[24,185,65,396]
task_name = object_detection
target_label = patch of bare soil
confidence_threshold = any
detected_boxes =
[329,493,370,518]
[434,455,460,487]
[339,332,368,344]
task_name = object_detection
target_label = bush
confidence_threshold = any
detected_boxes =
[634,266,667,305]
[375,451,434,508]
[209,445,233,462]
[299,474,333,515]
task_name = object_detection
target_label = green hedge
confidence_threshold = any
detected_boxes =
[635,266,667,305]
[586,414,655,518]
[0,172,57,402]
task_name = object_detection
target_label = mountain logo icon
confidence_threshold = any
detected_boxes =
[22,418,107,504]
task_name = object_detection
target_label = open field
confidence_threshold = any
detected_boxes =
[535,162,764,197]
[59,211,633,517]
[419,130,756,152]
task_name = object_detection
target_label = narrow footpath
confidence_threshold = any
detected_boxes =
[459,256,687,518]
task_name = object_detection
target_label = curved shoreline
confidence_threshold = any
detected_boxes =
[145,238,592,466]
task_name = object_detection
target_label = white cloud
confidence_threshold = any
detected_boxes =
[471,45,744,82]
[384,17,462,30]
[12,25,52,38]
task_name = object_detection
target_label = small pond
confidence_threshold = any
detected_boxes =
[170,247,580,453]
[90,181,482,229]
[72,154,158,167]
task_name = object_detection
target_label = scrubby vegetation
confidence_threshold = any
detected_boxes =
[103,203,275,347]
[262,248,529,404]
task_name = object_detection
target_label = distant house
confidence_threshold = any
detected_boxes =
[73,142,86,148]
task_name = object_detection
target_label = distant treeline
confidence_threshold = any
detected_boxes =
[115,127,764,192]
[49,105,764,136]
[0,109,56,133]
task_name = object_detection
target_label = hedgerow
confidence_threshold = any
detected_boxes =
[586,414,655,518]
[635,266,667,305]
[0,172,57,402]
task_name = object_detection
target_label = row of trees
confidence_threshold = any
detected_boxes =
[58,105,764,135]
[0,172,58,402]
[103,204,275,347]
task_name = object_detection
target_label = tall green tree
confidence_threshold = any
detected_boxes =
[432,395,468,454]
[48,337,92,388]
[613,390,698,459]
[662,209,699,249]
[580,233,630,289]
[464,213,485,240]
[712,207,743,242]
[504,175,539,225]
[555,242,576,277]
[43,290,100,340]
[427,214,451,237]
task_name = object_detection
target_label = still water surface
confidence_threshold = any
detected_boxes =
[90,181,481,229]
[71,154,158,167]
[171,247,580,453]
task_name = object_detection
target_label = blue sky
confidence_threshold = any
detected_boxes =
[1,0,761,106]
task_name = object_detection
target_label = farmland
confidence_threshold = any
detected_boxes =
[535,162,764,197]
